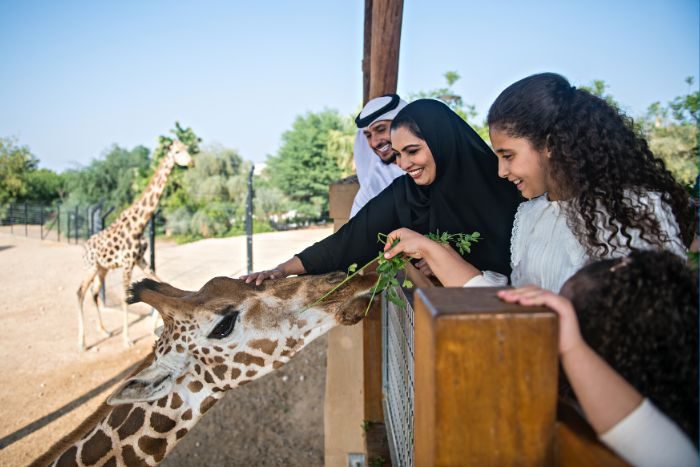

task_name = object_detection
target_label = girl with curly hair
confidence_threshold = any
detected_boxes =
[498,250,698,466]
[384,73,694,292]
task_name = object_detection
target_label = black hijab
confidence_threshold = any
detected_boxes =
[392,99,523,273]
[297,99,522,276]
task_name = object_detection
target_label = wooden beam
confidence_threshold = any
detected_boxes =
[362,0,373,105]
[369,0,404,99]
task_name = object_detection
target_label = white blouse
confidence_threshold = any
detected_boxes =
[465,192,686,292]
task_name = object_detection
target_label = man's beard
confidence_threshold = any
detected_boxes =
[378,152,397,165]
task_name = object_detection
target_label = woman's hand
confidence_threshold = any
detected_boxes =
[240,268,289,286]
[384,228,438,260]
[239,257,305,286]
[497,286,584,355]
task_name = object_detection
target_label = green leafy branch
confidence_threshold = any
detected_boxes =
[425,230,481,255]
[304,230,480,315]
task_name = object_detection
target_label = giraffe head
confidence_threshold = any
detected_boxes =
[107,272,377,405]
[167,140,193,167]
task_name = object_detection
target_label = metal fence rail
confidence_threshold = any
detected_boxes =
[382,287,415,467]
[0,202,111,243]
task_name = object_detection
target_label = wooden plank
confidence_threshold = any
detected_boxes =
[414,287,559,466]
[555,402,629,466]
[363,300,385,423]
[328,176,359,219]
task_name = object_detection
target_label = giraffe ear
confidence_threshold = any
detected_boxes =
[106,362,174,405]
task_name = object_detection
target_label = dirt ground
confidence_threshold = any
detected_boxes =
[0,227,334,466]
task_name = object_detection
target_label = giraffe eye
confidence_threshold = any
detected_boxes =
[208,311,239,339]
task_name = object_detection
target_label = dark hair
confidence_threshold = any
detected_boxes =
[488,73,695,256]
[390,111,424,140]
[563,250,698,440]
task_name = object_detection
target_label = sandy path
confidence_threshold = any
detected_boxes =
[0,227,332,466]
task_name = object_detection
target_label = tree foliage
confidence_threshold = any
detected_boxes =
[63,144,152,209]
[160,143,263,238]
[409,71,489,140]
[641,77,699,188]
[0,137,64,204]
[0,137,38,203]
[266,109,355,219]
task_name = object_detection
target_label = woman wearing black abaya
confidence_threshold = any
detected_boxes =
[241,99,522,285]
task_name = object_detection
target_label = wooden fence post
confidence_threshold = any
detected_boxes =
[413,287,559,466]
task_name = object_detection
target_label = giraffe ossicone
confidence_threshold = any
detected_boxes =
[33,271,377,466]
[77,141,193,352]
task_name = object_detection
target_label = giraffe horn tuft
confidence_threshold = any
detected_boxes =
[126,278,161,304]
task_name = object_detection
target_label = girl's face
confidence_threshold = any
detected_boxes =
[489,128,555,200]
[391,126,437,185]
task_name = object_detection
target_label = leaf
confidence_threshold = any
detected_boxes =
[402,279,414,288]
[347,263,357,274]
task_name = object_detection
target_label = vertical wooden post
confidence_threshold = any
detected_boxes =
[364,0,404,426]
[413,288,559,465]
[368,0,403,99]
[325,2,403,464]
[324,178,363,467]
[362,0,373,105]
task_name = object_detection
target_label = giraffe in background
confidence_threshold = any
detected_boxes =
[77,141,193,351]
[33,272,377,466]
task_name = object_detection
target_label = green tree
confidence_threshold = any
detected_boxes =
[642,77,699,188]
[410,71,488,140]
[147,122,202,212]
[0,137,38,203]
[63,144,151,209]
[266,110,354,219]
[25,169,65,202]
[160,143,253,239]
[580,79,622,109]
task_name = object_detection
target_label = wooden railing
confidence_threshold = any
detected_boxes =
[325,181,627,467]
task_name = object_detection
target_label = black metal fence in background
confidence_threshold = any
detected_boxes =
[0,202,114,243]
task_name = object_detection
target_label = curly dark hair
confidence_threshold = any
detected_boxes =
[487,73,696,257]
[562,250,698,440]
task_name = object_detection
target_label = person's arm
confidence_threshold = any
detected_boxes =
[498,287,700,467]
[383,228,481,287]
[243,181,404,285]
[240,256,305,286]
[497,286,643,432]
[298,181,402,275]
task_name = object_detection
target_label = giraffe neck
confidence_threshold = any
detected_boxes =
[121,155,176,235]
[33,317,333,466]
[33,368,223,466]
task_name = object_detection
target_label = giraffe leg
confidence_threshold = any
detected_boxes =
[122,267,134,348]
[91,267,110,336]
[77,268,99,352]
[136,257,162,281]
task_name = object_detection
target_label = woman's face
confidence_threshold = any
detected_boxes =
[489,128,555,200]
[391,126,437,185]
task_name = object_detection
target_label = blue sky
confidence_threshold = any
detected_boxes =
[1,1,698,172]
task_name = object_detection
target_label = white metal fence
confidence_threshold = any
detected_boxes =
[382,288,415,467]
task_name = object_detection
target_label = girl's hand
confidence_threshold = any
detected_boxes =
[384,228,437,260]
[497,286,584,355]
[414,259,434,277]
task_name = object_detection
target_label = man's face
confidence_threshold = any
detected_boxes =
[362,119,394,163]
